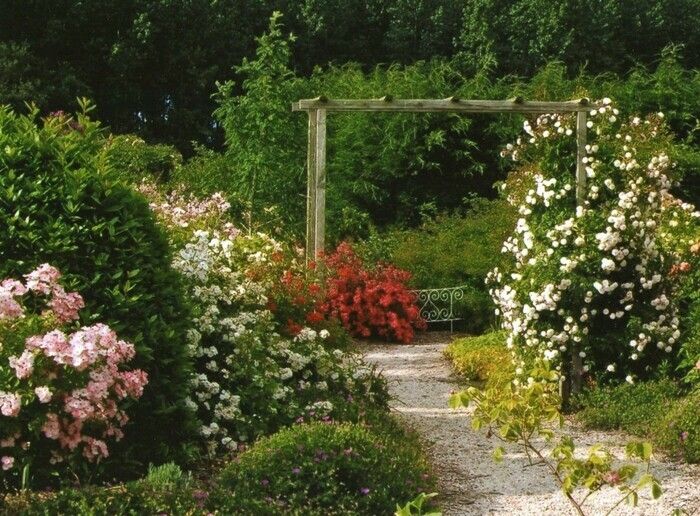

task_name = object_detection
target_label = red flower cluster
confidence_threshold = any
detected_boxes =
[270,267,325,337]
[321,242,425,343]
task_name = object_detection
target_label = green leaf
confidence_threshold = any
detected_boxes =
[493,446,505,463]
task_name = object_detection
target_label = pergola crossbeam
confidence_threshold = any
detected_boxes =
[293,97,590,113]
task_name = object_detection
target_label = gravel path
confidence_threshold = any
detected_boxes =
[363,339,700,516]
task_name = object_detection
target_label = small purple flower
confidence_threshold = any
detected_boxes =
[292,467,301,474]
[295,416,305,424]
[360,487,370,496]
[261,479,270,486]
[680,431,689,443]
[343,447,353,456]
[192,490,209,508]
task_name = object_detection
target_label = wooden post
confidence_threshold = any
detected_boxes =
[305,109,318,262]
[568,109,588,402]
[313,109,327,258]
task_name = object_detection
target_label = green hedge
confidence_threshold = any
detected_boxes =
[0,105,197,477]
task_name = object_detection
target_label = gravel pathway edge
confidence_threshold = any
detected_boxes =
[363,341,700,516]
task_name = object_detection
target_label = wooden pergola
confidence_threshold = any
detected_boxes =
[292,96,592,398]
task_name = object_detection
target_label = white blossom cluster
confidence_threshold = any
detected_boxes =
[490,101,698,382]
[173,230,383,455]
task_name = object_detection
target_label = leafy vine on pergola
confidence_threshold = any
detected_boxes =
[293,95,593,399]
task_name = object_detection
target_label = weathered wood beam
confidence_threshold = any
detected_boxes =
[292,98,590,113]
[570,109,588,397]
[313,109,327,259]
[305,109,318,262]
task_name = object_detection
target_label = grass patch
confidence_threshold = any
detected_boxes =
[656,389,700,463]
[575,380,681,436]
[576,380,700,464]
[444,331,513,388]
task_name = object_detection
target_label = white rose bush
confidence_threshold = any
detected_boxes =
[451,101,700,515]
[488,100,699,383]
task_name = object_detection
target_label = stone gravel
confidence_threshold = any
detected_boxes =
[363,339,700,516]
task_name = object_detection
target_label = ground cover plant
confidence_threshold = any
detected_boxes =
[212,421,435,515]
[575,380,700,464]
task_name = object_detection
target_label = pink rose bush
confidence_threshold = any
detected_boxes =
[0,264,148,480]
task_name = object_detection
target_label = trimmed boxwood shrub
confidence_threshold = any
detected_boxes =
[0,104,197,475]
[212,422,435,515]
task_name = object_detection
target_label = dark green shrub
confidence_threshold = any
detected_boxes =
[212,422,435,515]
[576,380,681,436]
[0,464,204,515]
[445,331,513,388]
[657,390,700,463]
[0,104,197,476]
[105,134,182,183]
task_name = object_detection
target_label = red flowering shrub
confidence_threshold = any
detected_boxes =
[321,243,426,343]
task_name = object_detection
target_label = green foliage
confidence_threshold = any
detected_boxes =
[395,492,442,516]
[444,332,513,388]
[0,104,197,475]
[457,0,700,76]
[212,422,435,515]
[199,16,699,243]
[3,0,699,152]
[576,381,681,436]
[0,464,203,515]
[657,390,700,463]
[0,42,48,110]
[205,12,307,235]
[105,134,182,183]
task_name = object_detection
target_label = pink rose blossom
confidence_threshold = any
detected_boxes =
[0,434,18,448]
[26,330,71,365]
[1,456,14,470]
[0,279,26,320]
[48,287,84,323]
[8,350,35,379]
[0,392,21,417]
[24,264,61,295]
[82,437,109,460]
[35,386,53,403]
[42,413,61,440]
[0,267,147,464]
